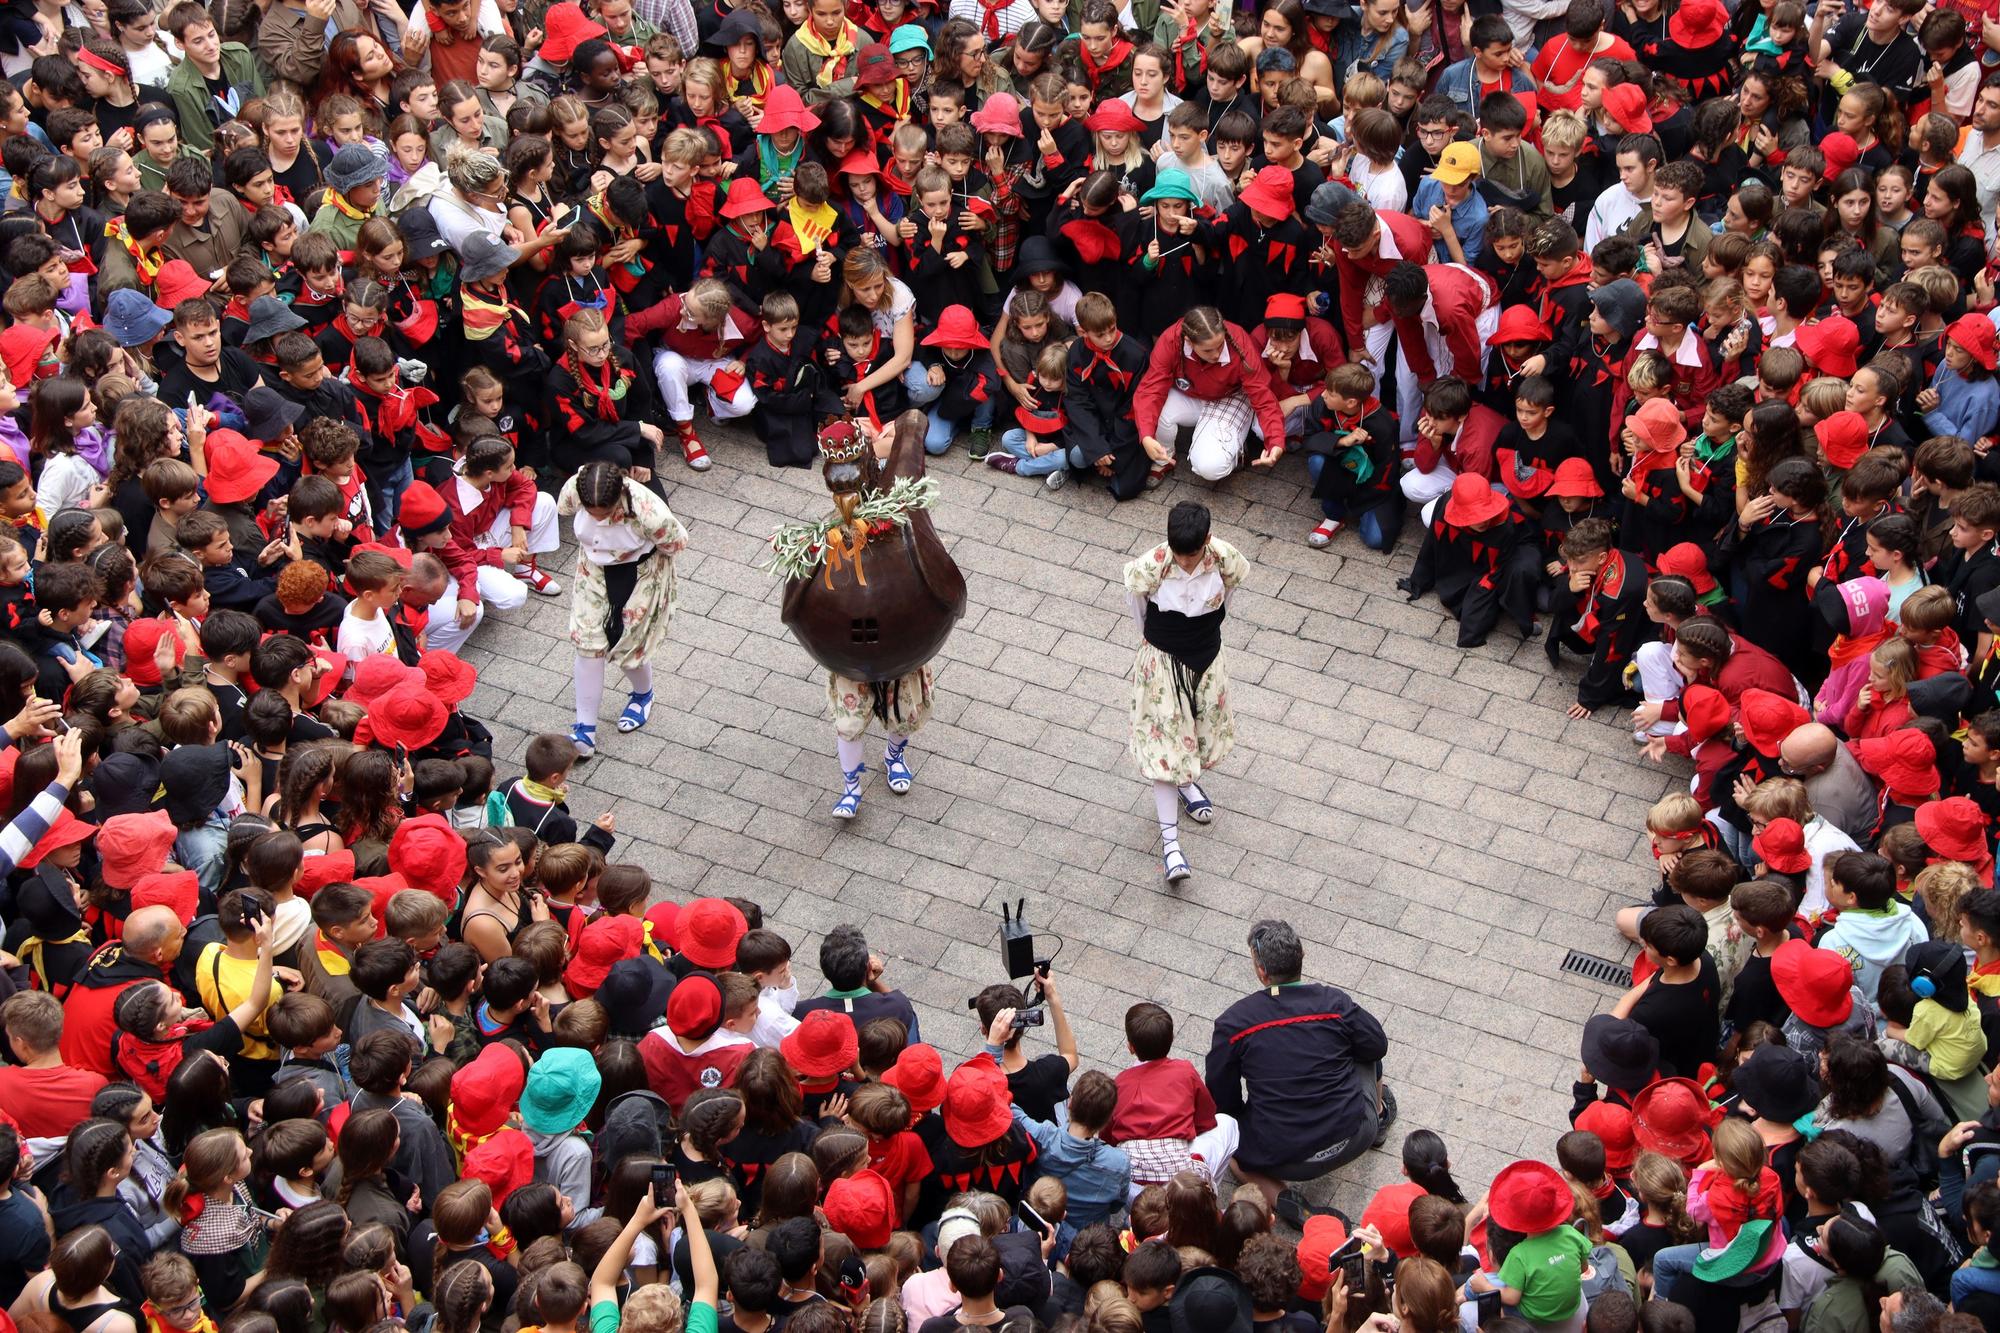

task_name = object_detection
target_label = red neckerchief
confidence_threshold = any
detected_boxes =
[1078,36,1134,88]
[974,0,1008,39]
[1169,19,1205,92]
[849,330,885,428]
[1084,339,1132,390]
[576,351,634,422]
[1335,396,1380,430]
[223,295,252,324]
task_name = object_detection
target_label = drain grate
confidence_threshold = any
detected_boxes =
[1560,949,1632,987]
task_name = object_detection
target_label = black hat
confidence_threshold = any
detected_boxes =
[159,744,233,830]
[1304,180,1357,227]
[398,208,453,260]
[243,385,304,443]
[1014,235,1066,280]
[1729,1043,1819,1122]
[1581,1013,1660,1093]
[597,956,675,1036]
[89,753,160,820]
[243,295,307,344]
[1169,1268,1252,1333]
[704,8,761,47]
[1908,938,1971,1013]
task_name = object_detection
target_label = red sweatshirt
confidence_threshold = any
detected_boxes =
[445,471,537,570]
[1133,319,1289,450]
[1396,263,1498,385]
[1335,209,1432,352]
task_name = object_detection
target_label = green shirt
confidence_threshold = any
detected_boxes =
[591,1299,717,1333]
[1497,1225,1591,1324]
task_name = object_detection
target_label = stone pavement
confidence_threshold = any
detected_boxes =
[460,419,1683,1216]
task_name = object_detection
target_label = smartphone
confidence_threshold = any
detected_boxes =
[650,1161,676,1206]
[1472,1290,1503,1323]
[1018,1201,1053,1239]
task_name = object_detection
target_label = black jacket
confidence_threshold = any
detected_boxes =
[1206,981,1388,1169]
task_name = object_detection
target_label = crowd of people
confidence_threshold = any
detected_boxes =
[28,0,2000,1326]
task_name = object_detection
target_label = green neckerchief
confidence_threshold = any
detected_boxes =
[824,985,870,999]
[1973,1247,2000,1270]
[757,135,804,192]
[1692,431,1736,465]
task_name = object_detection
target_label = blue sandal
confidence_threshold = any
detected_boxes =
[1163,841,1192,884]
[884,741,913,794]
[570,723,597,759]
[617,689,655,734]
[1179,783,1215,824]
[832,764,866,819]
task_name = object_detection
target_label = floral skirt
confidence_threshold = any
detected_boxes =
[1129,643,1234,786]
[827,667,934,742]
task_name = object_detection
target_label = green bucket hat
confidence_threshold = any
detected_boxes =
[520,1047,602,1134]
[1691,1219,1775,1282]
[889,23,932,55]
[1141,168,1200,206]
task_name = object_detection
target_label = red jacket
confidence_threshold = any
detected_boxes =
[637,1029,753,1114]
[1396,263,1498,385]
[625,292,761,362]
[1134,319,1289,451]
[1412,401,1506,481]
[60,943,165,1076]
[445,471,537,571]
[1249,317,1347,398]
[1334,209,1433,352]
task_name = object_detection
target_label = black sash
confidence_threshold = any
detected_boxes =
[1145,602,1224,723]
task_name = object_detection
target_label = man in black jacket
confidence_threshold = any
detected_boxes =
[1206,919,1393,1205]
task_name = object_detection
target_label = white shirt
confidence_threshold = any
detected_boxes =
[34,452,100,518]
[429,189,506,258]
[573,511,652,567]
[946,0,1034,39]
[336,606,397,664]
[1149,560,1227,616]
[1352,155,1408,214]
[1584,181,1648,252]
[1962,126,2000,247]
[1800,814,1862,918]
[868,279,918,339]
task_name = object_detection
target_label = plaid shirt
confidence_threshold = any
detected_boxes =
[988,165,1029,275]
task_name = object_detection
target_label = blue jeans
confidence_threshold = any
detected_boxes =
[370,455,416,532]
[1000,427,1066,476]
[903,362,943,408]
[925,396,995,453]
[1304,455,1396,550]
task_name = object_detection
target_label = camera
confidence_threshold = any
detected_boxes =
[1011,1007,1045,1030]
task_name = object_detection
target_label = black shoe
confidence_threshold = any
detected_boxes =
[1373,1086,1399,1148]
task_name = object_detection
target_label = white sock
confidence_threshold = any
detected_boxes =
[1153,781,1180,846]
[575,655,606,727]
[836,737,865,778]
[1178,781,1205,804]
[625,663,654,696]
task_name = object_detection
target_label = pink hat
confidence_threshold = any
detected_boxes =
[969,92,1024,137]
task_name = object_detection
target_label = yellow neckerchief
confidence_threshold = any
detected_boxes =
[520,775,567,804]
[726,60,773,106]
[860,77,910,123]
[796,19,858,87]
[20,927,90,991]
[315,929,351,977]
[144,1302,219,1333]
[106,217,163,284]
[787,197,837,255]
[461,287,525,342]
[323,188,374,221]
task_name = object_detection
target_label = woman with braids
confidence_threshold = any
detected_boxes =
[324,1109,415,1254]
[91,1083,178,1250]
[431,1258,494,1333]
[47,1120,153,1304]
[547,309,666,480]
[556,458,689,758]
[162,1127,272,1313]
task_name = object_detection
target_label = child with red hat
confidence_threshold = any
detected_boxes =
[1468,1160,1590,1326]
[1399,470,1539,649]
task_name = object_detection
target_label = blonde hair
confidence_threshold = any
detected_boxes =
[1900,584,1957,633]
[1869,637,1917,697]
[688,1177,739,1228]
[1909,264,1961,314]
[1630,1152,1699,1240]
[1567,1180,1605,1243]
[683,278,734,327]
[1742,776,1812,823]
[1711,1116,1766,1201]
[1917,860,1979,930]
[1800,376,1851,424]
[1341,70,1385,109]
[662,127,708,164]
[623,1284,684,1333]
[1647,791,1704,836]
[1540,108,1588,153]
[682,57,727,98]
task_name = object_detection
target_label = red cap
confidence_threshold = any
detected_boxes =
[297,850,360,897]
[1488,1160,1574,1234]
[1772,938,1857,1028]
[1949,313,2000,370]
[643,900,680,958]
[1443,473,1509,528]
[387,813,466,899]
[757,84,821,135]
[155,259,214,309]
[203,428,280,505]
[1573,1101,1637,1173]
[398,480,450,537]
[1294,1214,1349,1301]
[348,655,419,710]
[1359,1181,1428,1258]
[1488,305,1554,346]
[1752,816,1811,874]
[541,2,608,63]
[1237,165,1296,219]
[882,1042,946,1113]
[0,325,55,387]
[130,869,200,925]
[1657,543,1716,595]
[1819,132,1861,182]
[97,810,179,890]
[1918,795,1990,863]
[418,649,478,705]
[1263,293,1309,323]
[782,1010,860,1080]
[1085,100,1145,134]
[666,973,723,1038]
[1632,1077,1713,1165]
[122,618,185,688]
[1814,410,1871,469]
[824,1168,897,1249]
[1795,317,1862,379]
[852,42,899,87]
[942,1056,1013,1148]
[677,896,748,969]
[922,305,989,350]
[464,1126,536,1206]
[1547,458,1604,499]
[567,914,643,994]
[451,1044,529,1137]
[20,809,95,869]
[1601,84,1652,134]
[1736,688,1809,754]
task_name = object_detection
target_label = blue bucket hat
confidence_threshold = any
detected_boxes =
[1142,168,1200,206]
[102,289,174,347]
[888,23,931,56]
[521,1047,602,1134]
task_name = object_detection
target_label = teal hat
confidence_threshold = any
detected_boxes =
[1691,1219,1775,1282]
[889,23,931,56]
[520,1048,602,1134]
[1142,168,1199,205]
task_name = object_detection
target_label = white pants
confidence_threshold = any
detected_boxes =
[471,491,560,611]
[653,348,758,422]
[1364,319,1424,445]
[1402,459,1456,505]
[423,573,482,653]
[1156,388,1258,481]
[1634,640,1683,735]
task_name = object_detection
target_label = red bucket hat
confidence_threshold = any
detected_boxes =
[348,654,418,709]
[1668,0,1727,46]
[97,810,179,891]
[1547,458,1604,499]
[1949,313,2000,371]
[1819,132,1861,182]
[155,259,214,309]
[1772,938,1857,1027]
[824,1168,897,1249]
[1601,83,1652,134]
[451,1043,528,1137]
[1736,688,1809,755]
[1085,100,1145,134]
[882,1042,946,1113]
[122,618,184,689]
[721,177,778,219]
[0,324,55,387]
[1359,1181,1427,1258]
[366,683,449,751]
[1657,543,1716,595]
[677,897,748,969]
[942,1057,1013,1148]
[1796,317,1862,379]
[758,84,821,135]
[542,2,608,64]
[464,1126,536,1206]
[131,869,200,925]
[923,305,989,350]
[1918,795,1989,863]
[203,428,280,505]
[643,900,680,959]
[1294,1215,1349,1301]
[1854,727,1939,799]
[1814,410,1871,470]
[388,813,467,899]
[567,914,643,994]
[1631,1077,1713,1164]
[969,93,1024,137]
[419,650,478,705]
[1627,398,1687,454]
[1443,473,1509,528]
[1237,165,1296,219]
[21,809,95,869]
[782,1009,860,1080]
[1487,305,1553,346]
[836,146,884,176]
[1752,817,1811,874]
[1573,1101,1637,1174]
[1488,1160,1573,1234]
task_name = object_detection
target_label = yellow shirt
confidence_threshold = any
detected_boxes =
[193,942,281,1061]
[1908,996,1987,1081]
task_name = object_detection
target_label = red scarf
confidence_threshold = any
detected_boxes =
[1168,21,1206,94]
[1077,36,1133,88]
[974,0,1009,39]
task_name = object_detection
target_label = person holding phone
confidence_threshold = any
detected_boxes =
[588,1179,719,1333]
